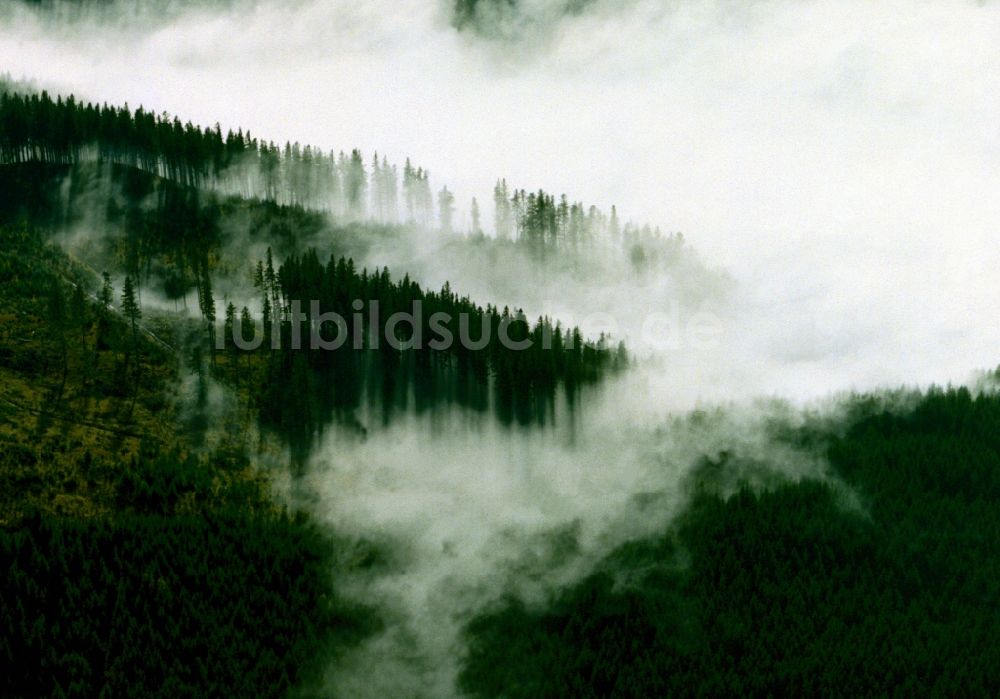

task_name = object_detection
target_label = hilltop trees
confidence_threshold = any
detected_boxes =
[0,87,685,279]
[484,176,684,265]
[1,85,651,446]
[0,89,428,222]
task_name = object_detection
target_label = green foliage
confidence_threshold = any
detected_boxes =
[0,506,377,699]
[115,450,214,514]
[460,387,1000,697]
[0,223,75,306]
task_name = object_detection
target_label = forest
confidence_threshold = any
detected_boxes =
[0,218,385,697]
[458,387,1000,696]
[0,86,635,452]
[238,249,626,452]
[2,31,999,698]
[0,84,636,697]
[1,500,378,698]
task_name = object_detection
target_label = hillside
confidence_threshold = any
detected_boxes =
[1,42,999,699]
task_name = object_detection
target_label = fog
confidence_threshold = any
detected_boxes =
[277,377,849,696]
[3,0,999,695]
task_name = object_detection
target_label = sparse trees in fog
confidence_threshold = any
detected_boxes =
[493,178,512,240]
[0,87,685,278]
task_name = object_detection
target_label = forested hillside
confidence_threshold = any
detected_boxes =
[459,386,1000,696]
[0,220,383,697]
[0,89,432,219]
[0,87,639,448]
[0,82,639,695]
[241,249,625,447]
[2,36,998,699]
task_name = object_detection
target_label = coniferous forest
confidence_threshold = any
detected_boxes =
[2,2,1000,698]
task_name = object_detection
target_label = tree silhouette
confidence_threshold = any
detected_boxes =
[120,274,141,408]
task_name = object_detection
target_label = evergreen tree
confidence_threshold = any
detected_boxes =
[70,284,87,346]
[438,186,455,234]
[99,272,113,310]
[493,179,511,240]
[224,302,236,357]
[121,275,140,353]
[198,266,217,360]
[240,305,255,372]
[470,196,482,236]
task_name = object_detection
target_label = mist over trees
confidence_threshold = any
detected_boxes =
[0,85,643,463]
[7,0,258,29]
[0,90,433,221]
[0,88,680,259]
[491,177,684,266]
[451,0,599,39]
[0,78,639,698]
[459,387,1000,697]
[3,29,998,699]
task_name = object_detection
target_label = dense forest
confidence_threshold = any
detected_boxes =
[238,249,625,444]
[459,386,1000,696]
[0,501,378,698]
[0,210,623,470]
[0,220,384,696]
